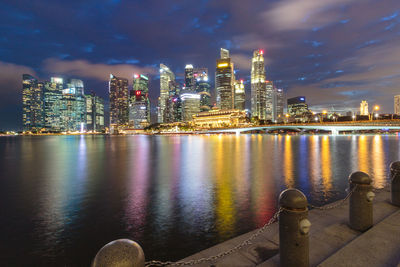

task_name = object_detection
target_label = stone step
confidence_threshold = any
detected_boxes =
[318,210,400,267]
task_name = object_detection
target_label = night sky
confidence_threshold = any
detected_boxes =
[1,0,400,130]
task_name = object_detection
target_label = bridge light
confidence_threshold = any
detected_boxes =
[314,117,318,121]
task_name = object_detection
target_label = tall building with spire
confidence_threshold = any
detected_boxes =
[251,49,267,120]
[216,48,235,110]
[159,64,175,123]
[109,74,129,131]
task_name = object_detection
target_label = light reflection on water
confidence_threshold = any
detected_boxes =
[0,134,397,265]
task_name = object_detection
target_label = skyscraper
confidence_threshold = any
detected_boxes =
[251,49,267,120]
[265,80,274,120]
[360,100,369,115]
[86,92,105,132]
[159,64,175,123]
[395,96,400,115]
[43,77,63,131]
[181,93,200,121]
[234,80,245,110]
[184,64,194,91]
[273,88,285,122]
[22,74,44,132]
[109,74,129,131]
[129,74,150,129]
[195,68,211,112]
[59,79,86,132]
[216,48,235,110]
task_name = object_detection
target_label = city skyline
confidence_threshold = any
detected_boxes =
[2,0,400,129]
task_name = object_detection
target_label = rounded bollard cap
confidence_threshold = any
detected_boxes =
[390,161,400,172]
[279,188,308,210]
[349,171,371,185]
[92,239,145,267]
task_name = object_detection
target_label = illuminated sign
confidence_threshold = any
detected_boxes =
[300,97,305,101]
[134,74,139,79]
[62,88,76,95]
[140,74,148,80]
[52,77,63,84]
[217,63,228,68]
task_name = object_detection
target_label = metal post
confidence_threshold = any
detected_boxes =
[349,171,374,232]
[390,161,400,206]
[279,189,310,267]
[92,239,145,267]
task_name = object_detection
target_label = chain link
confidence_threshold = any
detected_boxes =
[308,185,357,210]
[145,209,282,267]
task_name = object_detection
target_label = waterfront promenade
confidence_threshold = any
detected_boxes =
[93,167,400,267]
[177,187,399,266]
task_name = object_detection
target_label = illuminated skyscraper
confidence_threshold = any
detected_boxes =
[265,80,274,120]
[181,93,200,121]
[22,74,44,132]
[59,79,86,132]
[216,48,235,110]
[129,74,150,129]
[86,92,105,132]
[159,64,175,123]
[109,74,129,131]
[273,88,285,122]
[194,69,211,112]
[360,100,369,115]
[184,64,194,91]
[395,96,400,115]
[251,49,267,120]
[43,77,63,131]
[234,80,245,110]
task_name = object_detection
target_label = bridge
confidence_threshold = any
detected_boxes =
[204,122,400,135]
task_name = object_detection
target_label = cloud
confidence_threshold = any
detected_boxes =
[43,58,156,81]
[263,0,352,31]
[0,61,36,96]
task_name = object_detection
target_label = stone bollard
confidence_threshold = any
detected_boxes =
[92,239,145,267]
[279,189,310,267]
[390,161,400,206]
[349,171,374,232]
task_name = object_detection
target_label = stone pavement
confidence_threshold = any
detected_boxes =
[177,188,400,267]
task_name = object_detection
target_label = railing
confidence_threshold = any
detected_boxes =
[91,161,400,267]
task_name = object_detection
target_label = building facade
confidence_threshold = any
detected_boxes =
[22,74,44,132]
[86,92,105,132]
[360,100,369,116]
[159,64,175,123]
[251,49,267,120]
[129,74,150,129]
[59,80,86,132]
[192,109,248,128]
[395,96,400,115]
[287,96,309,120]
[234,80,245,110]
[273,88,285,122]
[43,77,63,131]
[109,74,129,131]
[216,48,235,110]
[181,93,200,121]
[184,64,194,91]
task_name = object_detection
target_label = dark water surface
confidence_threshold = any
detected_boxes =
[0,134,397,266]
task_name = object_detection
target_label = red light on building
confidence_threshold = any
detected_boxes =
[260,49,264,55]
[240,79,244,83]
[134,74,139,79]
[136,91,141,96]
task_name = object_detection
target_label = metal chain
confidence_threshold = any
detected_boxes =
[145,209,282,267]
[308,185,357,210]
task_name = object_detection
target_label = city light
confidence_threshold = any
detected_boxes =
[217,63,228,68]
